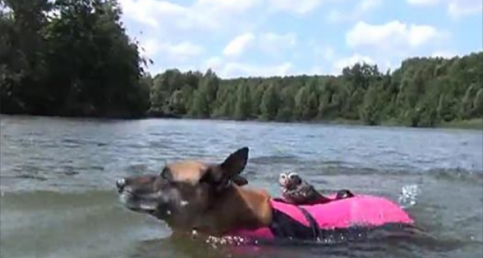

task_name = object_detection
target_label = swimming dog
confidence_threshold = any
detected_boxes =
[116,147,273,237]
[116,147,414,243]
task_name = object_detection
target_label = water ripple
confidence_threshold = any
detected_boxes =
[0,115,482,258]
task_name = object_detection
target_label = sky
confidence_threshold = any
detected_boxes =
[118,0,483,78]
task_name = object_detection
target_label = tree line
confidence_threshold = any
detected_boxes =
[148,53,482,127]
[1,0,482,127]
[1,0,150,118]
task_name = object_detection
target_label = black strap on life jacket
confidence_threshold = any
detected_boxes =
[298,206,320,239]
[268,205,320,241]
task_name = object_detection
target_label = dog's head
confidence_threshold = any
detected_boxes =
[116,147,252,232]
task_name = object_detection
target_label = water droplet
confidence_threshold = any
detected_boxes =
[398,184,421,208]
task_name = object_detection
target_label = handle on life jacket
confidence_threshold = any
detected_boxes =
[335,189,355,200]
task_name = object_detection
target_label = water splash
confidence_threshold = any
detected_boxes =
[204,235,253,250]
[398,184,421,209]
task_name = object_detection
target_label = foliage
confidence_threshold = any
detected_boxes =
[1,0,482,127]
[0,0,150,118]
[142,53,482,128]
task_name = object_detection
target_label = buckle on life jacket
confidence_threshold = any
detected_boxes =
[335,189,355,200]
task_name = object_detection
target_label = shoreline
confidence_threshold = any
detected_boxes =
[1,113,481,131]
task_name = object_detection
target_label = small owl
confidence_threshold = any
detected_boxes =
[278,172,331,205]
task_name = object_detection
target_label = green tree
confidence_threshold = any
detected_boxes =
[294,86,309,120]
[250,81,266,118]
[0,0,51,114]
[359,83,381,125]
[260,83,279,120]
[234,83,251,120]
[190,88,210,118]
[473,88,483,117]
[0,0,149,117]
[276,84,296,122]
[189,69,219,118]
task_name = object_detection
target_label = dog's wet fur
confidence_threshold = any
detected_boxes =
[116,147,273,236]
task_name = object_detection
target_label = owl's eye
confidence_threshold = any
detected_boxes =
[280,173,287,180]
[288,172,298,180]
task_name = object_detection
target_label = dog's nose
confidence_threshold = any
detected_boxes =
[116,178,126,192]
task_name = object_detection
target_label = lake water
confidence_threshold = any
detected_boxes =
[1,115,482,258]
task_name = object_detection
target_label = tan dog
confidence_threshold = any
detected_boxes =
[116,147,273,236]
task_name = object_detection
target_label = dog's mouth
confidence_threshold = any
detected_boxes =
[118,190,158,214]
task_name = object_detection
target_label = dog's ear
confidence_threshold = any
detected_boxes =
[220,147,249,179]
[199,147,249,190]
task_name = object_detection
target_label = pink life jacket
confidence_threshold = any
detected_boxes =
[225,193,414,242]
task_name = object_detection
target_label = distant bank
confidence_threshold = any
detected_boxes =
[2,113,481,131]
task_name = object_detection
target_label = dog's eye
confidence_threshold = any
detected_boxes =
[160,167,173,181]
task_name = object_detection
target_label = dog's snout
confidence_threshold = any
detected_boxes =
[116,178,126,192]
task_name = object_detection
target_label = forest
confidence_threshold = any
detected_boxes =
[1,0,482,127]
